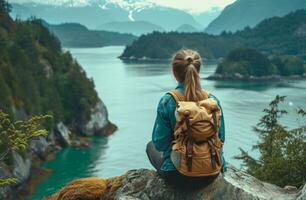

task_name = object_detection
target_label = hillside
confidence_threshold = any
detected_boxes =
[192,8,221,29]
[120,10,306,60]
[205,0,306,34]
[211,48,305,79]
[97,20,164,36]
[45,22,137,47]
[0,2,115,198]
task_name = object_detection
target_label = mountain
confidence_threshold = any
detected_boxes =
[10,0,201,34]
[131,6,201,31]
[120,10,306,60]
[11,2,126,29]
[44,22,137,47]
[192,8,221,29]
[206,0,306,34]
[176,24,199,33]
[97,21,164,36]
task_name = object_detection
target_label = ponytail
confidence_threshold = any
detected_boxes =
[172,49,205,102]
[184,64,204,101]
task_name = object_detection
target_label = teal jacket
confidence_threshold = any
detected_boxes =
[152,83,227,172]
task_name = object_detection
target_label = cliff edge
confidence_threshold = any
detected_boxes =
[45,165,305,200]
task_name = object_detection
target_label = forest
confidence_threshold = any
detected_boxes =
[0,0,99,133]
[120,10,306,64]
[215,48,306,77]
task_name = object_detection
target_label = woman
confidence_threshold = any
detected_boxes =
[146,49,226,187]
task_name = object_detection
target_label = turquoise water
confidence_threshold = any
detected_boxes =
[29,46,306,199]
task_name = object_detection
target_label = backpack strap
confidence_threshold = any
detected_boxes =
[168,90,184,104]
[168,90,210,103]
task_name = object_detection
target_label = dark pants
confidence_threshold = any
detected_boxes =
[146,141,218,189]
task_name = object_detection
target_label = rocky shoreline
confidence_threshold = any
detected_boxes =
[45,165,305,200]
[206,73,306,81]
[0,100,117,200]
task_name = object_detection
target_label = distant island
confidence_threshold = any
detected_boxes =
[119,10,306,61]
[208,48,306,80]
[44,22,138,48]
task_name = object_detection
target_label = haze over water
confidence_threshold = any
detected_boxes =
[29,46,306,200]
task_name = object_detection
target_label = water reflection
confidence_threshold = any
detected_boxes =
[28,137,109,200]
[123,61,171,77]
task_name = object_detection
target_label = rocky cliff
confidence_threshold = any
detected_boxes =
[0,5,117,199]
[0,99,116,200]
[45,165,305,200]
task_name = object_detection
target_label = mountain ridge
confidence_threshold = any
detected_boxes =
[11,0,202,33]
[44,21,138,47]
[206,0,306,34]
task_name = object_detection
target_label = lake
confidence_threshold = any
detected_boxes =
[29,46,306,199]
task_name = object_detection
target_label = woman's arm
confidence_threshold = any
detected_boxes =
[209,94,225,142]
[152,94,175,152]
[210,94,227,172]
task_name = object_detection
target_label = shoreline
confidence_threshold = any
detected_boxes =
[205,73,306,81]
[118,56,220,64]
[22,122,117,200]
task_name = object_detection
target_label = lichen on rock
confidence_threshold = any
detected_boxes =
[45,165,304,200]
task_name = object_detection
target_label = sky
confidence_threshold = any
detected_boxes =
[148,0,236,13]
[9,0,236,13]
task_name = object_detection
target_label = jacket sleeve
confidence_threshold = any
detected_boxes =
[218,102,225,143]
[210,94,225,142]
[210,94,227,172]
[152,94,174,152]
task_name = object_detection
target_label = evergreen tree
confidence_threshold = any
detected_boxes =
[0,0,11,13]
[235,96,306,187]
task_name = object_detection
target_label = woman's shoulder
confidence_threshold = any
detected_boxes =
[157,91,178,111]
[159,92,176,106]
[208,92,222,104]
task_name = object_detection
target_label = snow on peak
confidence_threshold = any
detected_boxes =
[103,0,156,21]
[12,0,158,21]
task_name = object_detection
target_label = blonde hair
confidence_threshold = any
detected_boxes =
[172,49,205,102]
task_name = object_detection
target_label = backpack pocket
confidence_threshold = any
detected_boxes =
[171,138,223,177]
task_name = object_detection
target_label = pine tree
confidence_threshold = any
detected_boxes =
[235,96,306,187]
[0,0,11,13]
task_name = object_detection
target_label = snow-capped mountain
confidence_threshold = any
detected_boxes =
[11,0,202,34]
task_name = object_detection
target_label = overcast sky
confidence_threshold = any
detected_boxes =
[9,0,236,13]
[148,0,236,13]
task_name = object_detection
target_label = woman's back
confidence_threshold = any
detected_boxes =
[147,49,226,186]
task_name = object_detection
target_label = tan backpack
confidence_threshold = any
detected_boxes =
[168,90,223,177]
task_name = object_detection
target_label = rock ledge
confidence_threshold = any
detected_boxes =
[46,165,304,200]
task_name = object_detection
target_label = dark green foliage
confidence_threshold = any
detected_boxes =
[216,49,305,77]
[216,48,277,76]
[0,3,99,132]
[235,96,306,187]
[121,10,306,61]
[121,31,244,60]
[271,56,305,76]
[0,0,11,13]
[0,111,50,186]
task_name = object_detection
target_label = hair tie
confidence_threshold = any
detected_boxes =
[186,56,193,65]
